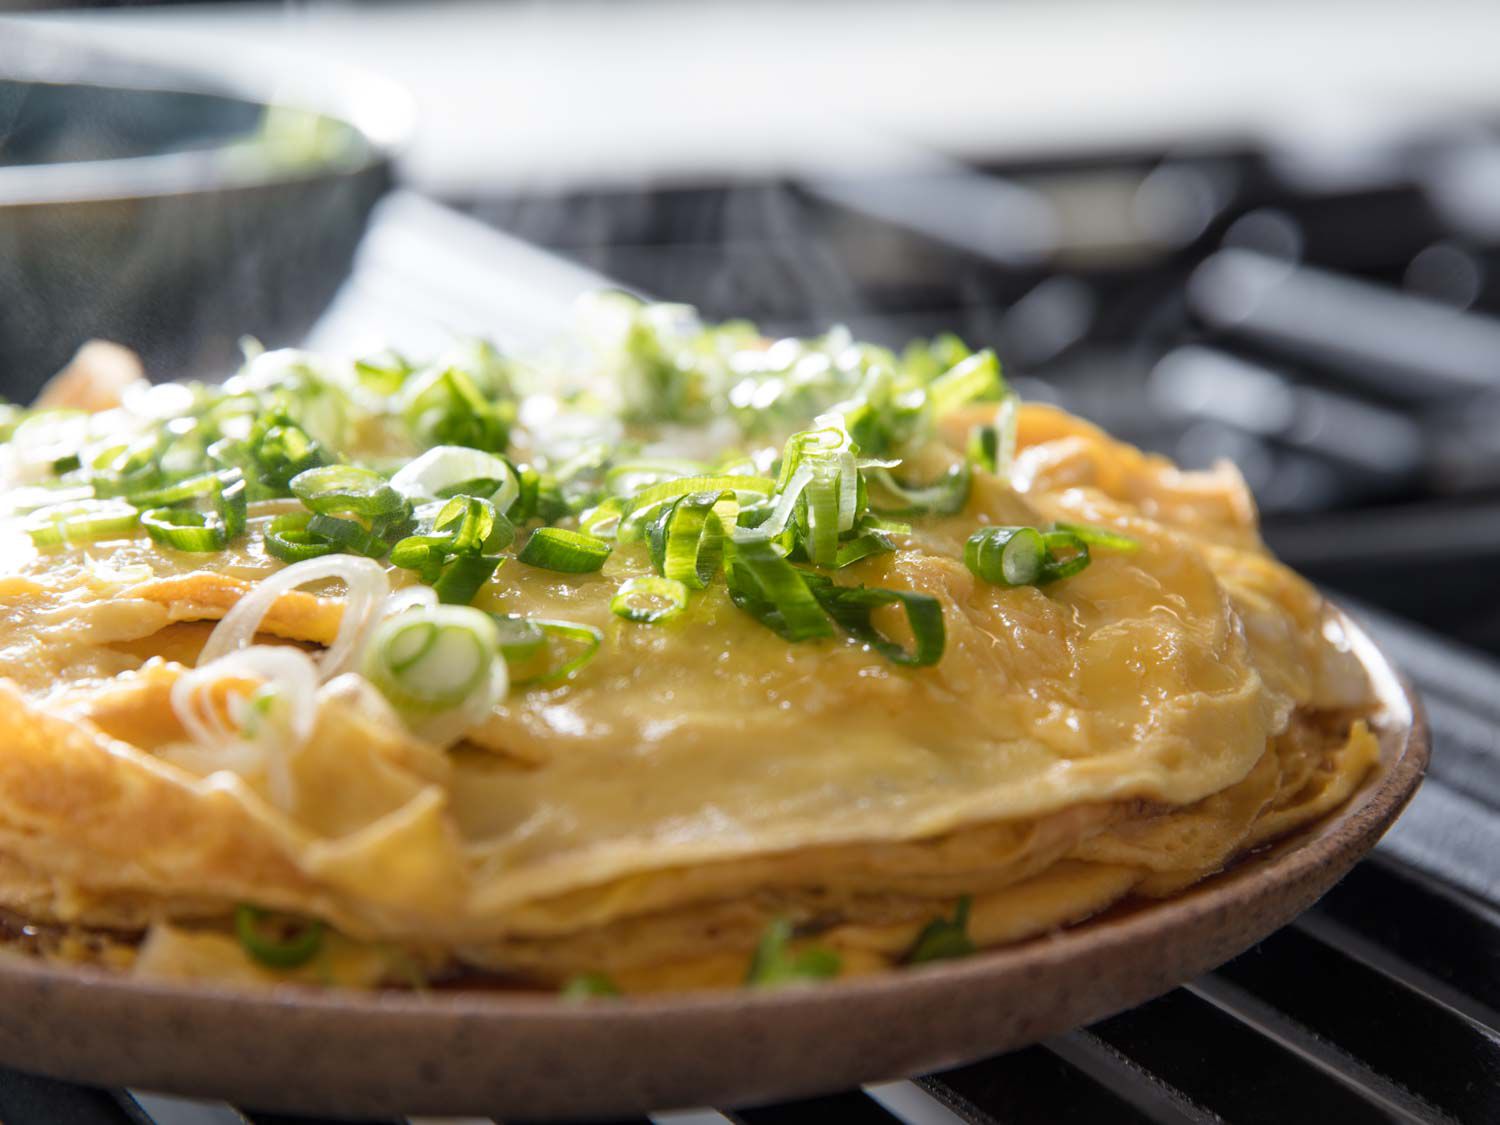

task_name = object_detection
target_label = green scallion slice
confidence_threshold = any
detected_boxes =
[611,576,690,623]
[500,617,604,687]
[1053,521,1140,554]
[967,393,1019,478]
[234,904,324,969]
[605,457,711,497]
[141,507,224,552]
[561,972,621,1000]
[744,919,841,989]
[432,553,502,605]
[362,605,499,715]
[831,528,895,569]
[646,491,729,589]
[869,464,972,517]
[401,366,511,453]
[305,513,389,558]
[965,526,1093,588]
[616,474,774,542]
[965,526,1046,586]
[265,511,339,562]
[125,470,224,508]
[388,532,450,579]
[724,532,833,643]
[290,464,406,520]
[490,614,548,664]
[23,499,140,548]
[353,348,414,396]
[807,577,946,667]
[517,527,611,573]
[216,471,248,541]
[1038,530,1091,584]
[433,495,512,555]
[928,349,1002,416]
[389,445,519,514]
[908,896,976,964]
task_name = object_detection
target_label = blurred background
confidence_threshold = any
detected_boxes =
[3,6,1500,1125]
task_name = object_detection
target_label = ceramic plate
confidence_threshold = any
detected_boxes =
[0,608,1426,1118]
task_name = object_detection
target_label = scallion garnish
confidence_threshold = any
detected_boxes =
[389,445,520,514]
[806,576,946,667]
[724,533,834,642]
[490,614,548,664]
[616,473,774,543]
[138,470,246,553]
[431,552,503,605]
[361,605,506,738]
[517,527,611,573]
[831,526,896,569]
[141,508,226,552]
[967,393,1019,478]
[646,491,729,589]
[234,904,324,969]
[23,499,140,547]
[1053,522,1141,554]
[432,495,512,556]
[561,972,622,999]
[908,896,976,964]
[243,409,329,493]
[353,348,415,396]
[744,919,841,989]
[611,576,689,623]
[401,366,511,453]
[304,513,390,559]
[965,525,1103,587]
[762,415,862,568]
[966,526,1046,586]
[869,463,972,518]
[927,349,1002,417]
[493,616,604,686]
[290,465,407,521]
[264,511,338,562]
[1038,529,1090,583]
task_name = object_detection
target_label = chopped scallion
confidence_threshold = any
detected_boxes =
[290,465,406,521]
[432,552,502,605]
[234,904,324,969]
[724,533,833,642]
[497,617,604,687]
[806,576,946,667]
[1053,522,1141,554]
[517,527,611,573]
[869,464,972,517]
[611,576,690,623]
[965,526,1094,587]
[744,919,841,989]
[561,972,621,999]
[908,896,976,964]
[647,491,729,589]
[361,605,502,718]
[23,499,140,548]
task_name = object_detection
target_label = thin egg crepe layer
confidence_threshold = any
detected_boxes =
[0,403,1379,990]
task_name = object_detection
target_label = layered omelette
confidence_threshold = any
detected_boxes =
[0,298,1379,993]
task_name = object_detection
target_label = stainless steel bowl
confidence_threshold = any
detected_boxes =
[0,37,409,398]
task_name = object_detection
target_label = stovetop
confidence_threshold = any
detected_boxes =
[0,187,1491,1125]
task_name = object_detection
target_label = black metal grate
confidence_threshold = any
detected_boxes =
[0,192,1493,1124]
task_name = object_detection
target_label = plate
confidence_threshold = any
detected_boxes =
[0,608,1426,1118]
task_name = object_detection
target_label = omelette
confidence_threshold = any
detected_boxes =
[0,301,1379,993]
